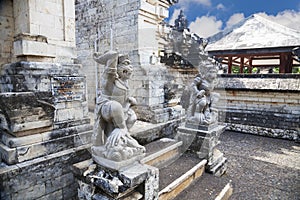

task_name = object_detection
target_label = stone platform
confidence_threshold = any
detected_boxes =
[72,159,159,200]
[176,124,227,176]
[0,61,91,165]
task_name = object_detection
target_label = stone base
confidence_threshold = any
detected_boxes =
[133,105,185,124]
[72,159,159,200]
[130,119,184,145]
[176,124,227,176]
[0,123,92,164]
[205,148,227,177]
[185,121,218,131]
[0,144,91,200]
[92,147,145,171]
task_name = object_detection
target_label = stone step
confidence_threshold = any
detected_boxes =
[141,138,183,168]
[158,154,207,200]
[157,153,232,200]
[173,172,233,200]
[131,119,183,145]
[0,129,93,164]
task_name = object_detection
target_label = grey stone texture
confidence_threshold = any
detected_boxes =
[219,131,300,200]
[75,0,141,110]
[176,124,227,176]
[0,0,14,68]
[73,159,159,200]
[0,145,91,200]
[75,0,185,116]
[216,74,300,141]
[0,61,92,164]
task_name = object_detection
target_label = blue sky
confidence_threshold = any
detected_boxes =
[167,0,300,38]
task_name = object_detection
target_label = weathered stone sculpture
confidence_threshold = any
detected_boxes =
[92,51,145,169]
[185,65,220,126]
[174,10,189,32]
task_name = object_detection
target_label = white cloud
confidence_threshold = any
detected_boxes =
[216,3,225,10]
[257,10,300,31]
[225,13,245,29]
[168,9,181,26]
[176,0,212,11]
[180,0,212,7]
[189,16,223,38]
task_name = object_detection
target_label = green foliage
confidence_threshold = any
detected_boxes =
[252,67,258,73]
[273,67,279,73]
[292,67,300,74]
[231,65,240,74]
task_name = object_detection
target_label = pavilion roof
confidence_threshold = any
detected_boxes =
[206,14,300,52]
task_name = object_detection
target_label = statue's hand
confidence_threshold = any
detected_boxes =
[128,97,137,106]
[106,128,127,147]
[196,90,205,97]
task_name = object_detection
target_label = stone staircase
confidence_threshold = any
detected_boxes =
[72,121,232,200]
[140,137,232,200]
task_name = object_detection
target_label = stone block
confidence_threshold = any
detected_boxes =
[14,40,56,57]
[119,164,150,187]
[1,144,91,199]
[1,131,43,148]
[37,190,63,200]
[64,0,75,18]
[0,142,17,164]
[64,18,75,42]
[73,159,159,200]
[74,130,93,147]
[45,173,74,194]
[62,183,78,199]
[0,124,92,164]
[11,183,46,200]
[55,108,75,121]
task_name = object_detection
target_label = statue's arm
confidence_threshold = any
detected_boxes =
[94,51,119,95]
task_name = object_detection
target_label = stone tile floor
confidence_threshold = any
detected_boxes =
[219,131,300,199]
[174,131,300,200]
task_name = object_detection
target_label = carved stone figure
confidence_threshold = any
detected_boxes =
[92,51,145,165]
[174,10,188,32]
[185,65,220,125]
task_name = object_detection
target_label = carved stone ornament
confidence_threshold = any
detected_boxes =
[92,51,145,169]
[182,63,220,127]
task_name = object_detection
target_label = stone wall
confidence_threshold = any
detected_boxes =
[0,145,91,200]
[75,0,141,110]
[0,1,93,198]
[0,0,14,68]
[75,0,174,110]
[12,0,76,63]
[216,74,300,140]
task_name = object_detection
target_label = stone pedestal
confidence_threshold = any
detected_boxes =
[176,124,227,176]
[72,159,159,200]
[0,61,92,165]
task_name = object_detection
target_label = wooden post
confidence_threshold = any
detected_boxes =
[279,53,286,73]
[248,57,252,74]
[286,52,293,73]
[240,57,244,73]
[228,56,232,74]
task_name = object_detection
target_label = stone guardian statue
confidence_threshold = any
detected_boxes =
[91,51,145,167]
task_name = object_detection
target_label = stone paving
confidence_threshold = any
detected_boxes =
[220,131,300,200]
[174,130,300,200]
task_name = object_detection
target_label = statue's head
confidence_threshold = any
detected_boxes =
[205,65,218,81]
[117,54,133,80]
